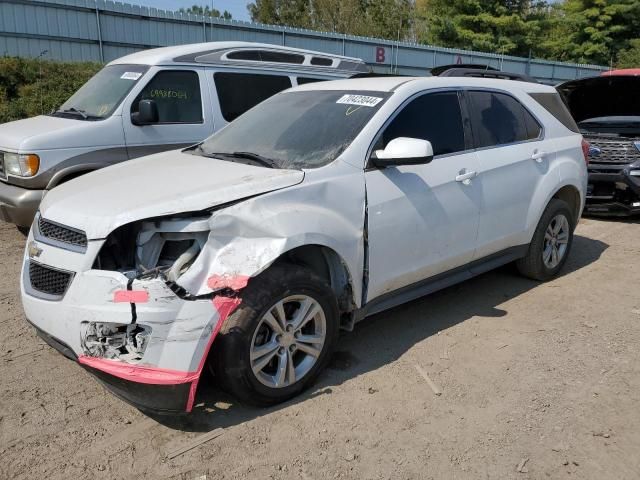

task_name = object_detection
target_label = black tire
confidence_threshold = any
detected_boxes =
[516,198,575,281]
[210,263,339,406]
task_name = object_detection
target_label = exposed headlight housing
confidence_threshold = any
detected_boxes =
[3,152,40,177]
[136,217,210,282]
[94,216,211,284]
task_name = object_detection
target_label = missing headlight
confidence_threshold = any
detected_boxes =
[94,216,210,282]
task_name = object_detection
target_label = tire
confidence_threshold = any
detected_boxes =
[210,263,339,406]
[516,198,575,281]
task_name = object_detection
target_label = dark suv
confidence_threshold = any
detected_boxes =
[558,71,640,216]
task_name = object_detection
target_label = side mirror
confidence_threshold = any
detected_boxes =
[131,99,159,125]
[372,137,434,168]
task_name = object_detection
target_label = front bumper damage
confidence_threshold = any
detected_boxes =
[21,163,365,414]
[585,162,640,216]
[21,236,248,413]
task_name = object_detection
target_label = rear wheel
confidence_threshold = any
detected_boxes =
[516,199,574,281]
[211,264,339,406]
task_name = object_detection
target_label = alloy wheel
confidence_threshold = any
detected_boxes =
[542,214,569,269]
[250,295,327,389]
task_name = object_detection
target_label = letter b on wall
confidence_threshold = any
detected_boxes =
[376,47,386,63]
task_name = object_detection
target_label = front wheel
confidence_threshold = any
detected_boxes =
[210,264,339,406]
[516,198,575,281]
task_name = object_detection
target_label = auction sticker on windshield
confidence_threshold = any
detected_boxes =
[121,72,143,80]
[336,94,383,107]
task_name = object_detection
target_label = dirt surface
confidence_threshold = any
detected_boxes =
[1,218,639,480]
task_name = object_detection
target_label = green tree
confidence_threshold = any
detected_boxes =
[248,0,311,28]
[616,38,640,68]
[0,57,101,123]
[178,4,232,19]
[541,0,640,65]
[416,0,552,57]
[248,0,414,40]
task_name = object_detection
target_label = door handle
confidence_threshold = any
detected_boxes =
[455,169,478,185]
[531,150,547,163]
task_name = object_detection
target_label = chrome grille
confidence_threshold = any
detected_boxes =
[28,262,73,297]
[38,216,87,248]
[586,138,640,164]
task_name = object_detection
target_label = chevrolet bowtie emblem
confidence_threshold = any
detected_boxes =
[28,241,42,258]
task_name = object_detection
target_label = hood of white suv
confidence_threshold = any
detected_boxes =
[39,149,305,239]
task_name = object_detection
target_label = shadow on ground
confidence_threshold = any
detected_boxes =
[149,234,608,432]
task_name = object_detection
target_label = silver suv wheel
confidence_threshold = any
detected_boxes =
[250,295,327,389]
[542,214,570,269]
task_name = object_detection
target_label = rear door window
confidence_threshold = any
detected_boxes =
[132,70,202,124]
[378,91,466,157]
[468,91,541,148]
[214,72,292,122]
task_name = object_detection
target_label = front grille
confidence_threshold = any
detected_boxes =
[586,138,640,164]
[38,216,87,248]
[0,152,6,180]
[28,261,73,297]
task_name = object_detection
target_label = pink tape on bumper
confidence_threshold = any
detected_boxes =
[207,274,250,291]
[185,295,243,412]
[78,356,198,385]
[212,296,242,322]
[113,290,149,303]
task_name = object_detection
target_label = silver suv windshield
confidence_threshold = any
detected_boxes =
[194,90,390,169]
[51,64,148,121]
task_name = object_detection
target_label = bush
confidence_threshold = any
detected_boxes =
[0,57,102,124]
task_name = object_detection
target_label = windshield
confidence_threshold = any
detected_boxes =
[51,64,148,120]
[195,90,390,169]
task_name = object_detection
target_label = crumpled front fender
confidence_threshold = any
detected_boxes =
[177,165,367,307]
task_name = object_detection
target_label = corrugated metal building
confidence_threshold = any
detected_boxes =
[0,0,606,83]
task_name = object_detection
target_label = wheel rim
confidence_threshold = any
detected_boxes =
[543,214,570,269]
[250,295,326,389]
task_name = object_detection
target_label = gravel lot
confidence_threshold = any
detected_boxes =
[1,217,639,479]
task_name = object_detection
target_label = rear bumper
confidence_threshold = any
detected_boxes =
[585,163,640,216]
[0,181,44,227]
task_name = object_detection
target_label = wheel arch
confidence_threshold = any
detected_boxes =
[272,244,358,329]
[47,164,102,189]
[551,184,582,225]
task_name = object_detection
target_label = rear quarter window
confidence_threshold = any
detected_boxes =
[529,92,580,133]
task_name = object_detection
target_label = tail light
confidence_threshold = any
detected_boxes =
[581,138,590,165]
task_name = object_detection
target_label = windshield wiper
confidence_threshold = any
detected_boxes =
[230,152,278,169]
[55,107,89,119]
[196,150,279,169]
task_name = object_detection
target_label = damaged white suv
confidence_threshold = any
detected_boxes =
[21,77,587,413]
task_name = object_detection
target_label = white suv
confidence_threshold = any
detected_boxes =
[21,77,588,414]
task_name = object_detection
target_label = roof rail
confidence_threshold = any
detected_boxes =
[436,67,538,83]
[430,64,499,76]
[173,44,369,73]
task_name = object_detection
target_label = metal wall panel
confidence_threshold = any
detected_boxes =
[0,0,606,81]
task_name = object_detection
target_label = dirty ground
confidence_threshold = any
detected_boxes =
[1,218,639,479]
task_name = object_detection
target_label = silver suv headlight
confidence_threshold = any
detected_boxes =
[3,152,40,177]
